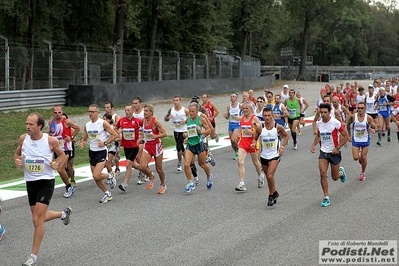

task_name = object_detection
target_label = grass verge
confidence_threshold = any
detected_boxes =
[0,107,176,182]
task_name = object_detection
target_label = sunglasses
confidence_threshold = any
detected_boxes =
[53,111,62,114]
[257,100,264,103]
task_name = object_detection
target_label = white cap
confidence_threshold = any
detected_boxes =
[379,87,385,91]
[283,84,289,88]
[368,84,374,88]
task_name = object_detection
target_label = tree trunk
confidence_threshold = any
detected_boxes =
[28,0,36,90]
[114,1,126,83]
[146,0,159,82]
[297,11,310,81]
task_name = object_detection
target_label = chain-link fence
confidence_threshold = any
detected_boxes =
[0,40,261,91]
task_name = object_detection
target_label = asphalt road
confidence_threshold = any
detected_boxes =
[1,124,398,266]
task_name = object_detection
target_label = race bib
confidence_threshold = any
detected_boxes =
[262,138,276,149]
[355,129,366,137]
[230,114,239,122]
[122,128,135,140]
[288,109,296,117]
[187,124,197,138]
[380,105,387,111]
[173,121,182,129]
[320,132,333,143]
[143,129,154,141]
[87,130,98,140]
[241,126,253,138]
[56,136,64,147]
[25,158,45,173]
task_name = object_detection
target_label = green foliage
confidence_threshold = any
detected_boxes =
[2,0,399,68]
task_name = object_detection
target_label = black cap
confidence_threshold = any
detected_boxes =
[192,95,200,101]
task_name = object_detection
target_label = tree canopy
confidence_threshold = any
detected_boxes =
[1,0,399,74]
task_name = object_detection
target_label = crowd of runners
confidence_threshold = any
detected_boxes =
[4,77,399,265]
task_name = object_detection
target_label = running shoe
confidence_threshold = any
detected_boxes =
[108,171,116,189]
[115,168,121,175]
[99,192,112,203]
[208,152,216,166]
[235,182,247,192]
[184,182,195,193]
[144,176,150,182]
[273,191,279,204]
[61,206,72,225]
[147,176,156,190]
[382,130,386,137]
[215,134,219,143]
[359,173,365,181]
[137,171,144,185]
[118,182,127,192]
[177,163,183,172]
[258,174,265,188]
[0,224,4,241]
[339,166,347,183]
[63,186,75,198]
[194,177,200,186]
[297,131,302,135]
[70,180,76,187]
[206,174,213,189]
[205,156,211,164]
[267,195,274,206]
[22,255,37,266]
[387,136,391,142]
[376,139,381,146]
[293,142,298,150]
[321,197,330,207]
[157,185,167,194]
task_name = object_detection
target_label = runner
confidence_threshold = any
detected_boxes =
[183,102,213,193]
[115,105,143,192]
[376,87,395,145]
[138,104,168,194]
[223,93,241,160]
[48,106,80,198]
[14,112,72,265]
[80,104,119,203]
[132,96,149,184]
[260,107,289,206]
[164,96,189,171]
[104,101,121,174]
[235,101,264,192]
[284,89,302,150]
[296,91,309,132]
[347,102,376,181]
[310,103,349,207]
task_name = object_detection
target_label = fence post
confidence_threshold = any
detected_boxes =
[174,51,180,80]
[202,54,209,79]
[156,49,162,81]
[0,35,9,90]
[190,52,196,80]
[236,56,242,79]
[43,40,53,88]
[79,43,88,85]
[134,48,141,82]
[109,46,117,84]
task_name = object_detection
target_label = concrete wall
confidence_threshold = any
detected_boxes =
[68,75,274,106]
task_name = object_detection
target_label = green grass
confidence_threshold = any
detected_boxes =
[0,107,176,182]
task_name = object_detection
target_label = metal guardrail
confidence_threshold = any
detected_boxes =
[0,88,67,112]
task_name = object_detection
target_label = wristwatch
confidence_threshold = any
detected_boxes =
[104,141,108,146]
[71,136,75,139]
